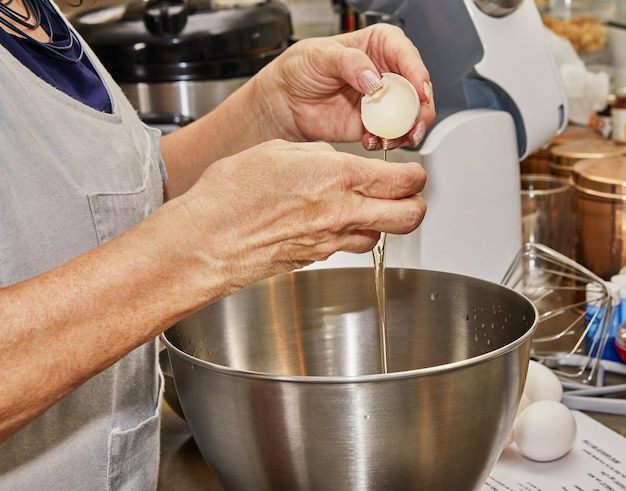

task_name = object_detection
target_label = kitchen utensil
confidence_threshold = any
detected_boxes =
[560,356,626,414]
[521,174,574,258]
[501,242,612,383]
[162,268,537,491]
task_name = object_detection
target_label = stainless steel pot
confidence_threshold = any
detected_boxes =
[72,0,292,126]
[119,77,249,128]
[162,268,537,491]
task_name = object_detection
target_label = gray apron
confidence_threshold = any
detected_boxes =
[0,16,167,491]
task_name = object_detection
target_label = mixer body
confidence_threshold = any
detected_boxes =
[307,0,568,282]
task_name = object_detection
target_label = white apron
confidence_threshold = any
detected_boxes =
[0,19,167,490]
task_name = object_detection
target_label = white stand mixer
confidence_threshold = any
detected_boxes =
[305,0,568,282]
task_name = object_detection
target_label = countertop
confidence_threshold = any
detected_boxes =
[158,402,219,491]
[157,394,626,490]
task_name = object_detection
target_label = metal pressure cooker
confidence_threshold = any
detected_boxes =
[72,0,293,129]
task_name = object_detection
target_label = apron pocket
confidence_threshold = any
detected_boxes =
[106,379,163,491]
[89,130,165,245]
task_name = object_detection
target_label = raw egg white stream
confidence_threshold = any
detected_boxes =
[359,73,419,374]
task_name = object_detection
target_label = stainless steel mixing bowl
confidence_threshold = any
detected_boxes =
[162,268,537,491]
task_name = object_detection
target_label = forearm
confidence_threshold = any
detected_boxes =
[159,25,435,200]
[0,131,428,442]
[0,198,232,442]
[161,72,288,200]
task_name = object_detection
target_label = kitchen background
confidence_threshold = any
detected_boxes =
[60,1,626,489]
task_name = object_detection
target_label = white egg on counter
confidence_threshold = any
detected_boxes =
[523,359,563,403]
[360,73,420,140]
[513,400,577,462]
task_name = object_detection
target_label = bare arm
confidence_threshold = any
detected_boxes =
[0,23,432,441]
[0,140,427,442]
[161,24,435,199]
[0,199,211,440]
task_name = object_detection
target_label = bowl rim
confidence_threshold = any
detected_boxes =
[161,269,539,384]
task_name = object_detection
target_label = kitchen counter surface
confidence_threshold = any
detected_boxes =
[157,402,219,491]
[157,395,626,490]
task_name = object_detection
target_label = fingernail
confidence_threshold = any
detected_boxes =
[385,139,400,151]
[359,70,383,95]
[423,81,432,103]
[366,135,378,150]
[412,120,426,146]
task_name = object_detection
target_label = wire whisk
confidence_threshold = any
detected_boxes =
[502,243,613,383]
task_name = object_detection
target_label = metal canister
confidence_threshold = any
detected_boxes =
[521,126,602,175]
[549,139,626,177]
[571,157,626,280]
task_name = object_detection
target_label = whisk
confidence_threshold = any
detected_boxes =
[501,242,613,384]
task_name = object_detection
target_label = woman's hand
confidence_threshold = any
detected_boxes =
[174,139,427,290]
[162,24,434,199]
[252,23,435,151]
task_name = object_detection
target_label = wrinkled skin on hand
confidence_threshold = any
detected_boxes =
[253,23,435,151]
[167,23,435,288]
[0,17,433,444]
[179,139,427,290]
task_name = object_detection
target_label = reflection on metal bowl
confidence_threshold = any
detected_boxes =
[162,268,537,491]
[159,347,186,421]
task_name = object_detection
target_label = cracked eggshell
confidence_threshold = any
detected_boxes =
[360,73,420,140]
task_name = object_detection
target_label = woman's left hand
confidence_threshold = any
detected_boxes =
[252,23,435,151]
[161,23,435,199]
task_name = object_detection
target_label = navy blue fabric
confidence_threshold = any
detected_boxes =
[0,7,112,113]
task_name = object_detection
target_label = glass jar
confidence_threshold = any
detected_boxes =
[611,88,626,143]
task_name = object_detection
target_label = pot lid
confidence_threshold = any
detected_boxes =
[550,125,602,146]
[549,139,626,172]
[551,139,626,159]
[72,0,293,83]
[571,157,626,200]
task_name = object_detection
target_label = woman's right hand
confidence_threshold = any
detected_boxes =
[169,139,427,294]
[0,139,425,442]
